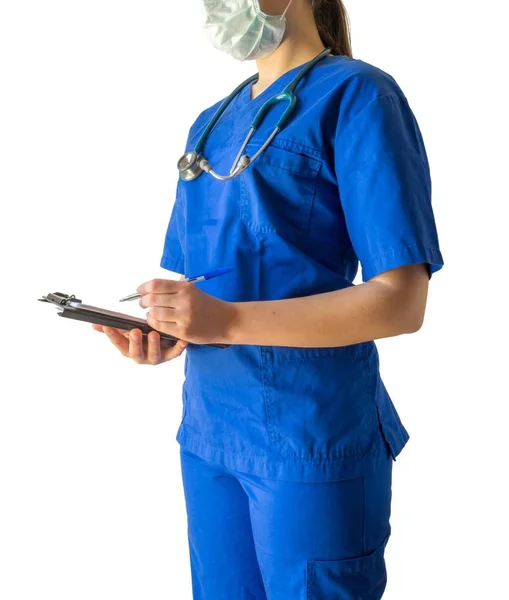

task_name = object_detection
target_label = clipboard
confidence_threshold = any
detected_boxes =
[38,292,230,349]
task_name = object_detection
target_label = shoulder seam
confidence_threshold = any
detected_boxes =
[342,92,404,132]
[336,92,407,143]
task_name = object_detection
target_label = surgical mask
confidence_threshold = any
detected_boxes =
[202,0,294,62]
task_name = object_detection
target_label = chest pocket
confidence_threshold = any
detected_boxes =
[239,144,322,238]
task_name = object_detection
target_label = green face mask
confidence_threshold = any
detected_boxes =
[202,0,295,61]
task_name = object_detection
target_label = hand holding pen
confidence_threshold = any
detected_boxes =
[118,267,233,302]
[93,266,234,364]
[133,266,235,346]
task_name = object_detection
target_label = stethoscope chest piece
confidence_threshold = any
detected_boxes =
[178,151,204,182]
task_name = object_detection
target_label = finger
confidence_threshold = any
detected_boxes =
[146,307,177,321]
[137,278,183,297]
[103,326,130,356]
[139,292,179,309]
[146,314,177,337]
[99,325,130,338]
[93,324,129,338]
[161,339,188,362]
[146,330,162,365]
[128,328,146,363]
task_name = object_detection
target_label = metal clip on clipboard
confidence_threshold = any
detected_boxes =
[38,292,230,349]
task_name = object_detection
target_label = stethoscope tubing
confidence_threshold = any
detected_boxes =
[177,46,332,182]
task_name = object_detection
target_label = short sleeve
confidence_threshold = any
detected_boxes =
[160,181,185,275]
[335,92,444,282]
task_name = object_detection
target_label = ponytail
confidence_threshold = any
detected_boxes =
[311,0,352,58]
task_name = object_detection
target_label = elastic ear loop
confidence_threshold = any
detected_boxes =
[282,0,295,17]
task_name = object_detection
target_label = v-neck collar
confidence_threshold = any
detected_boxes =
[235,55,330,109]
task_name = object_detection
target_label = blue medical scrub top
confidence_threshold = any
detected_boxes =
[160,54,444,482]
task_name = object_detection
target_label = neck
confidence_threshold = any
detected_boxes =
[252,7,326,99]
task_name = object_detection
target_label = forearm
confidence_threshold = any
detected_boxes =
[227,268,428,348]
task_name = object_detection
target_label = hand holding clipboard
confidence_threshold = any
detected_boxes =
[38,267,234,352]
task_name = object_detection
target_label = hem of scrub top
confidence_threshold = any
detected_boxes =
[361,244,444,282]
[160,253,185,275]
[175,427,393,483]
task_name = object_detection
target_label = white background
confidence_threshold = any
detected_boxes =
[1,1,507,598]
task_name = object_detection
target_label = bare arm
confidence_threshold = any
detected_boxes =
[226,263,429,348]
[138,264,430,348]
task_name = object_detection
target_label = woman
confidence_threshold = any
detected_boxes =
[94,1,443,598]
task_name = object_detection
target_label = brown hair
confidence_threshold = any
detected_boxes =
[311,0,352,57]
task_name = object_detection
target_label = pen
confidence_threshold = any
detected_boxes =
[118,266,234,302]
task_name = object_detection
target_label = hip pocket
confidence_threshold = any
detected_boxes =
[306,534,390,600]
[240,144,321,237]
[261,344,380,461]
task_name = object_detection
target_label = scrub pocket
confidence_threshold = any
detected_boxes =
[306,534,390,600]
[262,344,381,461]
[240,144,322,238]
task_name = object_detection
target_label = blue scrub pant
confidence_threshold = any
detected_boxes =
[179,443,393,600]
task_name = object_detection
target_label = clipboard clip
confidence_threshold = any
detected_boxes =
[38,292,83,306]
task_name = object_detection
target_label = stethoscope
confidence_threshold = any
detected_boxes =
[177,46,332,182]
